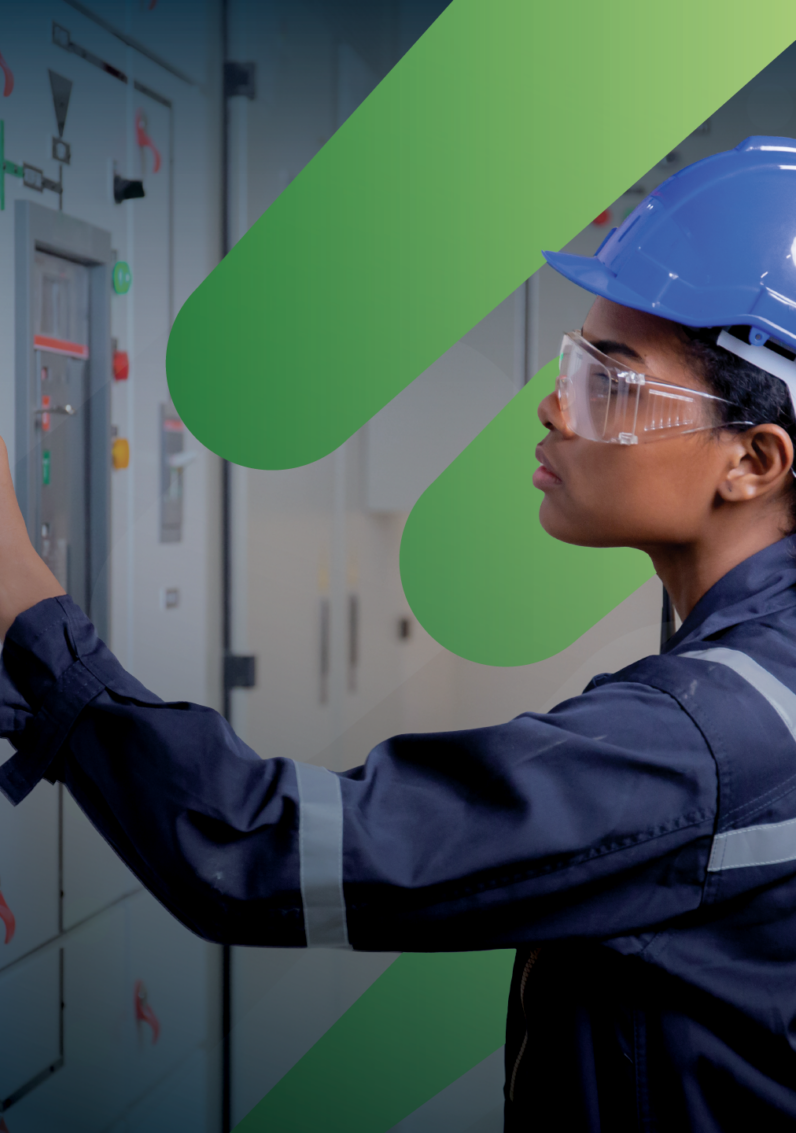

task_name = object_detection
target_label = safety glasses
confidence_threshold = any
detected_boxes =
[557,332,752,445]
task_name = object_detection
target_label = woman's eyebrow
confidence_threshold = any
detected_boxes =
[588,338,644,361]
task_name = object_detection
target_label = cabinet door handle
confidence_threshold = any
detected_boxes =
[134,979,161,1044]
[34,404,76,417]
[0,889,16,944]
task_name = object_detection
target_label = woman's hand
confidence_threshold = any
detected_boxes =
[0,437,65,639]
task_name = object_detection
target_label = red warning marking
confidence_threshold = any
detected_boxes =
[0,890,16,944]
[0,50,14,98]
[0,1117,10,1132]
[134,979,161,1044]
[135,110,161,174]
[34,335,89,360]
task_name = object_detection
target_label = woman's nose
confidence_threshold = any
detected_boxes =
[538,389,575,437]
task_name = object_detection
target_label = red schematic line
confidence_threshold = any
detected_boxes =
[135,110,161,173]
[0,890,16,944]
[134,979,161,1044]
[0,51,14,98]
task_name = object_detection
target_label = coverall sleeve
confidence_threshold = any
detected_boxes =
[0,596,718,951]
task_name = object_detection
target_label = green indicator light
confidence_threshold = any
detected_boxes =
[112,261,132,295]
[42,450,50,486]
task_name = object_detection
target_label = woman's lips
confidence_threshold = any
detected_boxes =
[533,447,563,490]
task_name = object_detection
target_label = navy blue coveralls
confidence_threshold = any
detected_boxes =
[1,538,796,1131]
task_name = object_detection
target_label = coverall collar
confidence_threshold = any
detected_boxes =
[662,533,796,654]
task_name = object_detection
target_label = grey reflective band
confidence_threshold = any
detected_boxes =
[708,815,796,872]
[293,761,350,948]
[682,647,796,742]
[682,647,796,871]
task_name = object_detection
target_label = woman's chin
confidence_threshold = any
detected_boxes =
[538,497,624,549]
[538,495,579,543]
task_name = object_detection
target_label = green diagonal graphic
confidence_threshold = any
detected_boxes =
[167,0,796,472]
[168,3,796,1128]
[400,361,655,666]
[233,950,513,1133]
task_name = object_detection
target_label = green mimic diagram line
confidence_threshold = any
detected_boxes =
[0,120,63,209]
[0,120,23,210]
[233,950,513,1133]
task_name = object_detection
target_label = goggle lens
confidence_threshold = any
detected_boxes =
[555,333,749,445]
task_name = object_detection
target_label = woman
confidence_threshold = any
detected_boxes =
[1,136,796,1130]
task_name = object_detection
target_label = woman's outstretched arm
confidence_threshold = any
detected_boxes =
[0,440,718,953]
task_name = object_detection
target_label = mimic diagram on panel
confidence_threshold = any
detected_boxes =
[1,22,165,210]
[0,64,68,210]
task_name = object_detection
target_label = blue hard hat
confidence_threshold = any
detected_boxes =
[543,136,796,402]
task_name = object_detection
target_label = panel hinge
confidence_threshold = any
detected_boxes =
[224,654,257,690]
[224,61,256,100]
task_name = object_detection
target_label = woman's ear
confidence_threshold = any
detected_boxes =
[717,424,794,503]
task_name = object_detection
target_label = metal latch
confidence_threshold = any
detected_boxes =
[34,404,75,416]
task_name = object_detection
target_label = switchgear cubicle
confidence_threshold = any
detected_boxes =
[0,3,221,1126]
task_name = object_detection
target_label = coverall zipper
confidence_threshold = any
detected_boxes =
[508,946,541,1103]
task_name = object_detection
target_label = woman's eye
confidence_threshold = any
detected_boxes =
[588,371,612,401]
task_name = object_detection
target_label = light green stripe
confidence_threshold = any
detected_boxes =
[232,951,513,1133]
[167,0,796,471]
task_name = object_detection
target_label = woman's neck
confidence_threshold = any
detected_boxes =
[643,512,791,622]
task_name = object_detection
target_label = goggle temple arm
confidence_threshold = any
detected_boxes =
[717,329,796,418]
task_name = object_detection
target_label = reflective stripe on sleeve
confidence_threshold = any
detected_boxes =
[682,647,796,871]
[293,761,351,948]
[682,647,796,742]
[707,815,796,872]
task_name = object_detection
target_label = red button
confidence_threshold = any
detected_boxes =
[592,209,612,226]
[113,351,130,381]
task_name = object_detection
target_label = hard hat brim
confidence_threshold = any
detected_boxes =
[541,249,674,323]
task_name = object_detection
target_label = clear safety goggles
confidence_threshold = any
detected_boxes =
[556,332,752,445]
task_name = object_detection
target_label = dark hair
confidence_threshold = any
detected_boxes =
[676,324,796,530]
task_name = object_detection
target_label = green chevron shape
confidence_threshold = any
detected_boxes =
[232,950,513,1133]
[166,0,796,472]
[169,3,796,1123]
[400,361,655,665]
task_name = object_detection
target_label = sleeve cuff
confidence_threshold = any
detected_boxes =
[0,595,161,804]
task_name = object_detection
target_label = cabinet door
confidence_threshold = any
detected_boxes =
[4,907,129,1133]
[61,791,140,931]
[0,944,62,1114]
[124,890,212,1104]
[107,1048,212,1133]
[0,747,59,973]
